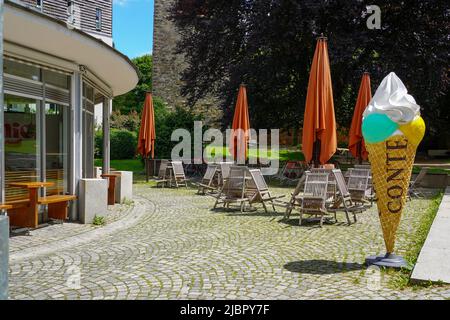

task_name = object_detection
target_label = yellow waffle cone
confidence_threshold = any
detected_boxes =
[366,135,418,253]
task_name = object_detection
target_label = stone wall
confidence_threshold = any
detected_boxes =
[152,0,222,126]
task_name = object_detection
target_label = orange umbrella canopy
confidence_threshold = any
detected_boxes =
[137,92,156,159]
[230,84,251,162]
[302,37,337,165]
[349,73,372,161]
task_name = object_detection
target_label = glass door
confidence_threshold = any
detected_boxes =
[45,103,69,196]
[4,94,41,201]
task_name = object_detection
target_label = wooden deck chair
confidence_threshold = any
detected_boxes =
[293,173,330,227]
[171,161,188,188]
[311,168,336,201]
[218,162,233,186]
[271,162,288,181]
[408,167,427,199]
[277,171,309,219]
[155,160,169,187]
[347,168,370,205]
[245,169,285,213]
[213,166,250,213]
[327,169,366,224]
[194,164,218,194]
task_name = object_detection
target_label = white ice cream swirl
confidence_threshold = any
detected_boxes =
[363,72,420,125]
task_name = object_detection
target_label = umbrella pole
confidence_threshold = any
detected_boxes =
[313,140,321,168]
[145,157,149,182]
[357,141,363,165]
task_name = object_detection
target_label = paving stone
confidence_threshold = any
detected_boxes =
[6,184,450,300]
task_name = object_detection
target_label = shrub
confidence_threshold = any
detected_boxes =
[110,110,141,132]
[95,129,137,160]
[155,106,206,159]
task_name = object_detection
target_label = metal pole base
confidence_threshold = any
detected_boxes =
[365,253,409,269]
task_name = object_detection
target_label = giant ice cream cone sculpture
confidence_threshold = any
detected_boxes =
[362,73,425,259]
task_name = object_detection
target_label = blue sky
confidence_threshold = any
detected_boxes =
[113,0,154,59]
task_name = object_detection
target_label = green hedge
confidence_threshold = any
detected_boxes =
[95,129,137,160]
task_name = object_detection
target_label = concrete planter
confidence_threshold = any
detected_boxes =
[0,216,9,300]
[79,179,108,224]
[112,171,133,203]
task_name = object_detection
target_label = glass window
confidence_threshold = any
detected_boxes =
[4,59,40,81]
[95,8,102,31]
[83,83,94,102]
[45,103,69,196]
[42,69,70,89]
[4,95,41,201]
[83,83,95,178]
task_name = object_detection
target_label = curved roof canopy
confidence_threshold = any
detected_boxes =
[4,1,139,97]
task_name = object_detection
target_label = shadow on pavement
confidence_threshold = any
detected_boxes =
[284,260,365,274]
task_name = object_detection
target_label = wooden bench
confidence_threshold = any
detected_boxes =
[2,199,32,228]
[38,195,77,222]
[2,194,76,229]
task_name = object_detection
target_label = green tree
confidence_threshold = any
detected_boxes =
[113,54,153,114]
[172,0,449,149]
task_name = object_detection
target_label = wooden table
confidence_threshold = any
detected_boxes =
[0,204,12,211]
[9,181,54,228]
[101,173,120,205]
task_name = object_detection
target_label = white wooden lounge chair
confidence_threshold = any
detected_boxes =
[408,167,427,199]
[311,168,336,201]
[281,171,308,219]
[245,169,285,213]
[347,168,370,205]
[171,161,189,188]
[155,160,169,188]
[292,172,330,227]
[327,169,366,224]
[218,162,234,186]
[194,164,219,194]
[213,166,250,213]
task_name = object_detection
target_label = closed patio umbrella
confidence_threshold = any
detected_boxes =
[230,84,251,164]
[137,92,156,181]
[349,72,372,163]
[302,36,337,166]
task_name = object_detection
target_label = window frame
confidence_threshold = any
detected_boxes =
[95,8,102,31]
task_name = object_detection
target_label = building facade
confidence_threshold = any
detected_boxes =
[152,0,222,125]
[1,0,138,222]
[16,0,113,45]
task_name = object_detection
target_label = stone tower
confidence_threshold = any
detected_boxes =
[152,0,222,125]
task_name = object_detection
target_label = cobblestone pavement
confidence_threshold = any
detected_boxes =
[8,184,450,300]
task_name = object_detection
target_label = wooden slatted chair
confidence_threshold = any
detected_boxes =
[311,168,336,201]
[245,169,285,213]
[274,171,309,220]
[347,168,370,205]
[171,161,189,188]
[218,162,234,186]
[353,165,373,200]
[213,166,250,213]
[408,167,427,199]
[38,194,77,223]
[327,169,366,224]
[292,172,330,227]
[155,160,169,188]
[194,164,219,194]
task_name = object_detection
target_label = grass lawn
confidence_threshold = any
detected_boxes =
[95,155,450,177]
[94,159,144,174]
[205,146,305,161]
